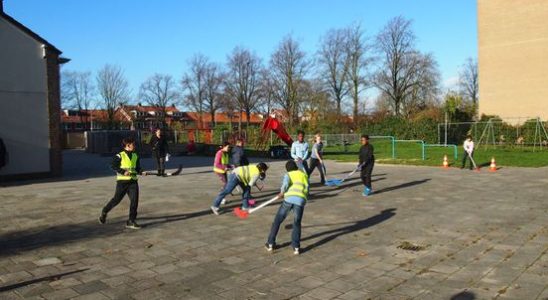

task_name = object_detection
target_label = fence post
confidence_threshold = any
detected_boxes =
[421,141,425,160]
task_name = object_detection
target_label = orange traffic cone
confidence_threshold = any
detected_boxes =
[489,157,497,172]
[442,155,449,168]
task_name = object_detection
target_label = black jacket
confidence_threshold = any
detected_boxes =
[111,150,143,180]
[231,146,249,167]
[359,144,375,166]
[150,135,169,157]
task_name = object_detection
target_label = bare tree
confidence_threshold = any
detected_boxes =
[345,23,372,123]
[257,69,276,115]
[317,28,350,116]
[181,54,208,128]
[62,70,95,123]
[458,57,479,107]
[270,35,309,127]
[225,47,262,130]
[138,73,179,126]
[96,64,130,128]
[403,52,441,117]
[204,63,224,126]
[374,16,422,116]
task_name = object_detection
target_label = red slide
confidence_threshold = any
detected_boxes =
[262,116,293,146]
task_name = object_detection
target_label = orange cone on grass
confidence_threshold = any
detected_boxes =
[442,155,449,168]
[489,157,497,172]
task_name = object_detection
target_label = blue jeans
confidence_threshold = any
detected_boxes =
[212,173,251,208]
[267,201,304,249]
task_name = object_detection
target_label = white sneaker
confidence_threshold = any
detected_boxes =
[220,198,226,205]
[293,248,300,255]
[210,206,220,215]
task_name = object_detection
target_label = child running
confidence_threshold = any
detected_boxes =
[265,160,309,255]
[99,137,147,229]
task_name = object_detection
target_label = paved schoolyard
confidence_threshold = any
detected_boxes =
[0,150,546,300]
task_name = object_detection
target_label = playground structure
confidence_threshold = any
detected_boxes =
[438,117,548,150]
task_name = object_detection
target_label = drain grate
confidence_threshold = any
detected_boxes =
[397,241,427,251]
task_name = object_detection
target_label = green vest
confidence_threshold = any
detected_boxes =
[236,165,260,186]
[117,151,138,181]
[284,170,309,199]
[214,151,230,174]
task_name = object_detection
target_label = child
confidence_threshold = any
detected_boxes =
[291,130,310,173]
[231,138,249,167]
[265,160,309,255]
[211,162,269,215]
[359,134,375,196]
[307,133,325,184]
[213,142,231,189]
[99,137,147,229]
[149,128,169,176]
[461,135,475,170]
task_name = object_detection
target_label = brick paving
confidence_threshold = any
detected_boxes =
[0,150,546,299]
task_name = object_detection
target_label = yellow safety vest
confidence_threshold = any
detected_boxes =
[213,151,230,174]
[284,170,309,199]
[117,151,138,181]
[236,165,260,186]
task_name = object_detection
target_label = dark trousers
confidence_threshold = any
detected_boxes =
[461,151,474,169]
[155,154,166,175]
[308,158,325,183]
[103,180,139,221]
[360,161,374,189]
[267,201,304,249]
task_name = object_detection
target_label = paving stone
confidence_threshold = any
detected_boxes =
[0,154,546,299]
[41,288,79,300]
[301,286,343,300]
[33,257,62,267]
[72,280,109,295]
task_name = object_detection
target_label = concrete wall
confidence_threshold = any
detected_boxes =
[478,0,548,121]
[0,17,51,176]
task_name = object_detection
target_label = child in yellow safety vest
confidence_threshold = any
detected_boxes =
[213,142,231,189]
[265,160,309,255]
[211,163,269,215]
[99,137,147,229]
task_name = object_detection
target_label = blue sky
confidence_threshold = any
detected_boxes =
[5,0,477,101]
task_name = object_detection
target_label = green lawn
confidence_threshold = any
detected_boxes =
[323,140,548,168]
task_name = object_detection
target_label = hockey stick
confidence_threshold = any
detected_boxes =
[233,196,280,219]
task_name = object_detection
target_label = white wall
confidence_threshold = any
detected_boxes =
[0,17,50,175]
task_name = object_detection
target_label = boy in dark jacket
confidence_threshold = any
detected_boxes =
[99,137,147,229]
[231,138,249,167]
[359,134,375,196]
[149,128,169,176]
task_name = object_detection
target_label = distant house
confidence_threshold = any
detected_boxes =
[61,109,128,132]
[183,112,264,129]
[0,1,70,180]
[61,104,188,132]
[118,104,187,130]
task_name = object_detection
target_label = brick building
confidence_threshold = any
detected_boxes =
[478,0,548,121]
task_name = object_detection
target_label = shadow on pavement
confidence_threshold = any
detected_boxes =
[0,268,89,292]
[278,208,397,252]
[450,291,476,300]
[373,179,431,195]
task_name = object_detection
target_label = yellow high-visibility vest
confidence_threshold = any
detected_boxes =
[213,151,230,174]
[117,151,138,181]
[236,165,260,186]
[284,170,309,199]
